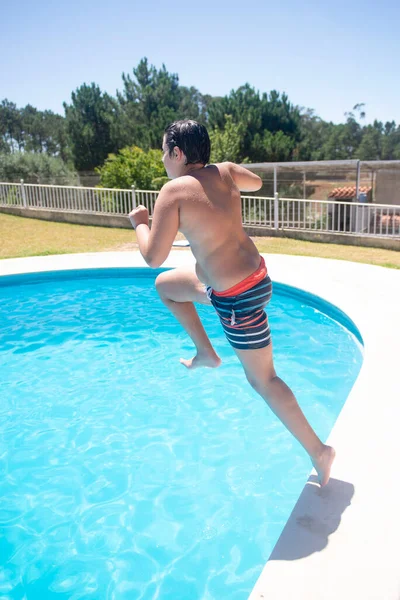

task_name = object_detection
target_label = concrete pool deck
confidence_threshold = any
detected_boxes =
[1,251,399,600]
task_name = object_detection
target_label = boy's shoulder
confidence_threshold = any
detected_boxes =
[160,176,198,196]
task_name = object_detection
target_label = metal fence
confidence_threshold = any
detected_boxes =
[0,182,138,214]
[1,181,399,238]
[239,194,400,237]
[276,196,400,237]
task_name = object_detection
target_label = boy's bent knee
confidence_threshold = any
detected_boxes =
[155,271,167,285]
[155,272,168,295]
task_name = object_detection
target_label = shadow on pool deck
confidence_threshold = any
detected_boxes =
[269,476,355,561]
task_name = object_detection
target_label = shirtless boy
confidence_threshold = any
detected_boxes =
[129,120,335,486]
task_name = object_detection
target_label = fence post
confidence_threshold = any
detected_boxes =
[131,185,136,211]
[20,179,27,208]
[274,192,279,230]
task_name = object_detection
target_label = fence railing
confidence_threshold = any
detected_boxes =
[0,182,139,215]
[240,193,400,237]
[275,196,400,237]
[1,181,400,238]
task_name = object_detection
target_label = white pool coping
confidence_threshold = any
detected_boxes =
[1,251,399,600]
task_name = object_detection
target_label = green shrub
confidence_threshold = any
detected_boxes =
[96,146,167,190]
[0,152,78,185]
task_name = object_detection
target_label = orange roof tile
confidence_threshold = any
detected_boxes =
[328,186,372,199]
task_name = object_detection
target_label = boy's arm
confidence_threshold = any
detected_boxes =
[129,182,179,268]
[225,162,263,192]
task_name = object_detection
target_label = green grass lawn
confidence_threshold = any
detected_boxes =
[1,212,399,269]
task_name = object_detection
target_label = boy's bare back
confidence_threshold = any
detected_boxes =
[172,162,262,291]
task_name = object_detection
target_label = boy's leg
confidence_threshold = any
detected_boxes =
[155,268,221,369]
[233,343,335,486]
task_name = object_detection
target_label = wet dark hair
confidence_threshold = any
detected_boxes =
[164,120,210,165]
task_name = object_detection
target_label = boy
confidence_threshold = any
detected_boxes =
[129,120,335,486]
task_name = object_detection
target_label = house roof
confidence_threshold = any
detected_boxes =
[328,186,372,199]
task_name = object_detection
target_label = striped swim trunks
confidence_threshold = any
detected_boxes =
[206,257,272,350]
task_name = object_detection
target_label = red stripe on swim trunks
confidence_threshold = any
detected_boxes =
[220,313,264,327]
[233,311,264,325]
[222,316,268,330]
[212,257,267,297]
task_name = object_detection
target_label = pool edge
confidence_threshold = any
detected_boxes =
[1,251,399,600]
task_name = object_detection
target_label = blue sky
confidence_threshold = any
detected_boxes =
[2,0,399,125]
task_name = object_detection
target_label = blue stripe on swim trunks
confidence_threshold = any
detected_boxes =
[207,275,273,350]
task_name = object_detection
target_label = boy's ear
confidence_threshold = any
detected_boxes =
[175,146,185,161]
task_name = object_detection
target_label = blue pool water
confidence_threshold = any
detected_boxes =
[0,269,362,600]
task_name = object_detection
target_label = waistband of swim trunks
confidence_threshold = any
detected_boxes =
[212,256,268,297]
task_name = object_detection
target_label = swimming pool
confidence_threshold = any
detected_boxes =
[0,268,362,599]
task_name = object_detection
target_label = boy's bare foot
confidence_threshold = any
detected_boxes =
[180,350,222,369]
[312,445,336,487]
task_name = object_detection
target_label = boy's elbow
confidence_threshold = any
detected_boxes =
[243,177,262,193]
[254,175,263,191]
